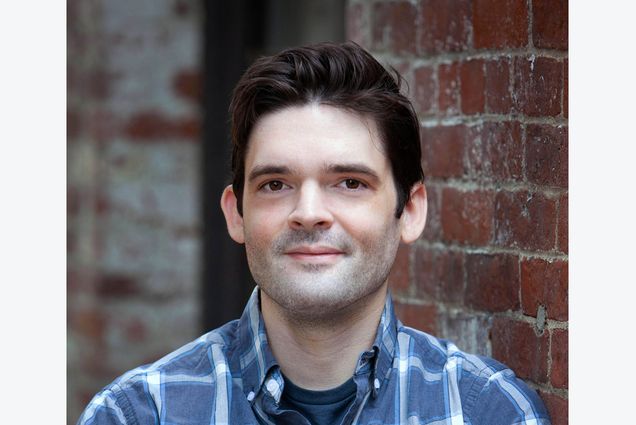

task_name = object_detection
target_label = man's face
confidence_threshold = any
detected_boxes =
[233,104,405,320]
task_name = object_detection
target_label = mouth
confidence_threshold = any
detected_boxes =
[284,246,346,264]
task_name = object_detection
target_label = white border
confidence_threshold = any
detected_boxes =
[0,2,66,422]
[570,1,636,423]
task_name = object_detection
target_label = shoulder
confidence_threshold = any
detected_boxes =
[397,324,552,424]
[398,324,509,377]
[77,320,240,425]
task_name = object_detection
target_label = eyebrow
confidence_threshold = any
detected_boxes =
[247,162,381,182]
[247,165,294,182]
[326,163,380,181]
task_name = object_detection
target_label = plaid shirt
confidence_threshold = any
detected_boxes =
[78,289,551,424]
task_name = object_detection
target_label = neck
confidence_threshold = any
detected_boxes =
[260,283,388,391]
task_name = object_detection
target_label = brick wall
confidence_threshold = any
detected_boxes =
[347,1,568,423]
[67,0,203,422]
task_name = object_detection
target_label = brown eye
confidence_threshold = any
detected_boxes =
[267,181,283,191]
[344,179,360,189]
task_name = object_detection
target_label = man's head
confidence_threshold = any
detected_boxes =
[221,42,427,322]
[229,41,424,218]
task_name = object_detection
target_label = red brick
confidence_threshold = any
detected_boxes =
[473,0,528,48]
[438,62,460,115]
[550,329,568,388]
[96,273,140,298]
[494,191,558,251]
[460,59,486,114]
[125,110,200,141]
[346,2,370,47]
[391,60,412,85]
[394,302,437,334]
[371,2,389,50]
[371,2,390,50]
[465,253,519,312]
[525,124,568,187]
[484,58,512,114]
[414,247,464,303]
[466,121,523,181]
[557,194,568,253]
[539,391,568,425]
[419,0,471,54]
[521,258,568,320]
[513,56,563,117]
[388,2,417,55]
[491,317,549,383]
[173,69,201,103]
[420,184,442,241]
[389,243,411,292]
[438,313,492,356]
[372,1,417,54]
[69,308,106,340]
[413,65,436,116]
[420,124,467,178]
[532,0,568,50]
[563,59,568,118]
[67,268,95,293]
[441,188,494,245]
[90,109,120,141]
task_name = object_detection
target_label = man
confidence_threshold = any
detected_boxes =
[78,42,551,425]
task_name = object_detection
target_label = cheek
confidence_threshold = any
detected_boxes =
[243,208,286,246]
[337,211,397,246]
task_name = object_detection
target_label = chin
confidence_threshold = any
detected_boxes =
[261,276,385,322]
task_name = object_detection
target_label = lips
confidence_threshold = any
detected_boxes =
[285,246,344,255]
[284,245,345,263]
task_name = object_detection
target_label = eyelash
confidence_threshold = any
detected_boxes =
[258,178,368,193]
[259,180,289,192]
[337,178,367,190]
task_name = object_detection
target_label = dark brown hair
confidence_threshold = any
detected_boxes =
[229,41,423,217]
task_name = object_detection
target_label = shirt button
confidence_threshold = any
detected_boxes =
[266,379,277,393]
[374,378,380,390]
[246,391,255,402]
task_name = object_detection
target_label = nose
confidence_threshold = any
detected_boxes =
[287,182,333,231]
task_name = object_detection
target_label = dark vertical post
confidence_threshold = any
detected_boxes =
[201,0,264,331]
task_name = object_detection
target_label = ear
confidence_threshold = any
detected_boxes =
[399,182,427,244]
[220,185,245,244]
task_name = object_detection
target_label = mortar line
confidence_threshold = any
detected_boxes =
[414,239,569,261]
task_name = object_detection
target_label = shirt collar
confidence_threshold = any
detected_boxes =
[236,287,399,400]
[370,291,399,390]
[237,288,279,401]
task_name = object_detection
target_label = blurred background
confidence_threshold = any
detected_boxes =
[68,1,568,424]
[67,0,346,422]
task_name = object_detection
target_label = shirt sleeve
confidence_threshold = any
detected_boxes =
[76,380,161,425]
[76,386,130,425]
[466,368,552,425]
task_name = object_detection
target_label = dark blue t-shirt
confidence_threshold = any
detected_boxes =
[279,375,356,425]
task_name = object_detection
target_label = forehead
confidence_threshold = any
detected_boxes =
[246,104,388,169]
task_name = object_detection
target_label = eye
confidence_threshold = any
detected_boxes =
[261,180,286,192]
[345,179,360,189]
[340,178,366,190]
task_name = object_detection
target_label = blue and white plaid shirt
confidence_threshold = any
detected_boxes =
[78,289,551,424]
